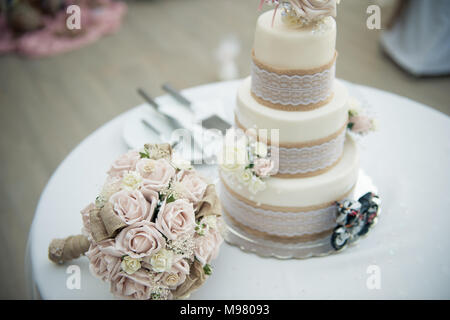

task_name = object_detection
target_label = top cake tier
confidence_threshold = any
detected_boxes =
[253,9,336,70]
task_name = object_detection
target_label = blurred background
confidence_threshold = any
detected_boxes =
[0,0,449,299]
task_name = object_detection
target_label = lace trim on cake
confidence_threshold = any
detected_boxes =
[250,61,335,108]
[219,182,337,237]
[273,129,345,175]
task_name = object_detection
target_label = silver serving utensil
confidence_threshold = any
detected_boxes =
[137,88,202,152]
[161,82,232,134]
[141,119,179,149]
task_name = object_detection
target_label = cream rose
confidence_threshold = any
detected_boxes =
[253,158,275,177]
[109,189,154,225]
[110,269,154,300]
[177,171,208,204]
[139,158,176,192]
[121,256,142,275]
[248,176,266,194]
[156,199,196,240]
[148,248,174,273]
[194,228,223,267]
[115,221,165,259]
[154,257,190,288]
[85,244,121,281]
[107,150,140,178]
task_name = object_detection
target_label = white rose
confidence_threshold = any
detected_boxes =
[149,249,174,273]
[121,171,142,190]
[253,141,268,158]
[202,215,218,230]
[248,177,266,194]
[172,156,192,171]
[121,256,142,275]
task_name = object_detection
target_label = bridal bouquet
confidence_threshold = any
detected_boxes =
[48,143,224,300]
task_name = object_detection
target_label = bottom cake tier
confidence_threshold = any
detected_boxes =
[219,135,359,243]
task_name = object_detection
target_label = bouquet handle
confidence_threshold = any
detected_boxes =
[48,234,90,264]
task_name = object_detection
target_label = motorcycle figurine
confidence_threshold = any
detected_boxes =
[331,192,380,251]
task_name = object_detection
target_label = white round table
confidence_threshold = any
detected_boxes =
[28,80,450,299]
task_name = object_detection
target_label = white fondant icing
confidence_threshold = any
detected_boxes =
[220,135,359,208]
[253,9,336,70]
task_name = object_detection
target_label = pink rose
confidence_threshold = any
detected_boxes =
[107,150,140,178]
[194,228,223,266]
[177,171,208,204]
[80,203,96,235]
[156,199,196,240]
[115,221,165,259]
[85,243,121,281]
[253,158,275,177]
[154,257,190,289]
[109,189,154,225]
[349,115,373,134]
[95,239,123,257]
[110,269,154,300]
[139,158,175,192]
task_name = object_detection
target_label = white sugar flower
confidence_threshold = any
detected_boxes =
[238,169,253,185]
[121,256,141,275]
[121,171,142,190]
[248,177,266,194]
[348,96,363,117]
[149,249,174,273]
[253,141,268,158]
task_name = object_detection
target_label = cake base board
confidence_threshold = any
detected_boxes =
[222,169,379,259]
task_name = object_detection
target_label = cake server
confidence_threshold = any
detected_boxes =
[137,88,202,152]
[161,82,232,134]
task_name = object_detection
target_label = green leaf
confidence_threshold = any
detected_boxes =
[347,122,354,130]
[203,264,213,275]
[166,194,176,203]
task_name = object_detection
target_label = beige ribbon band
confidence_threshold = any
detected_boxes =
[251,91,334,111]
[273,152,343,179]
[250,50,337,111]
[224,208,334,243]
[252,50,338,76]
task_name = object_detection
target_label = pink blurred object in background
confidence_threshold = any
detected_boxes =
[0,0,127,58]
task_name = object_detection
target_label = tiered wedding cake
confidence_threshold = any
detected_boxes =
[219,1,359,250]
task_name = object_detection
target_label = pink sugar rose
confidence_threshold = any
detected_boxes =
[194,227,223,267]
[110,269,154,300]
[177,171,208,204]
[85,243,121,281]
[107,150,140,178]
[115,221,165,259]
[253,158,275,177]
[154,256,190,289]
[109,189,154,225]
[156,199,196,240]
[349,115,373,134]
[138,158,175,192]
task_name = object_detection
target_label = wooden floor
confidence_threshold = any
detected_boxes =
[0,0,449,299]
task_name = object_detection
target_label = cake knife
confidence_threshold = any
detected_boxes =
[137,88,202,151]
[161,82,232,134]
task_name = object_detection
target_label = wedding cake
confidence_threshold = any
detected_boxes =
[219,1,360,250]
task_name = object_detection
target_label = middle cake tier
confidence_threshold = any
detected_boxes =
[235,77,349,177]
[219,135,359,240]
